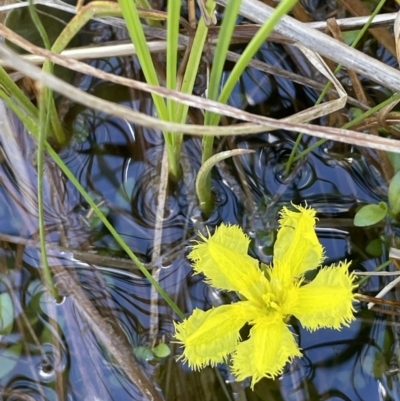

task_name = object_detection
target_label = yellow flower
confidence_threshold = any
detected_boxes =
[173,204,358,388]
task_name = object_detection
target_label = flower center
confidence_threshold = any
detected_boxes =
[262,292,280,313]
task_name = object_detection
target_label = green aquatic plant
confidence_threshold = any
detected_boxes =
[174,205,358,388]
[3,0,304,211]
[354,170,400,227]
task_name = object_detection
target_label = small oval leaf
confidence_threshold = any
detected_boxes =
[134,346,154,361]
[0,292,14,335]
[389,171,400,214]
[354,203,387,227]
[151,343,171,358]
[387,152,400,173]
[366,238,383,257]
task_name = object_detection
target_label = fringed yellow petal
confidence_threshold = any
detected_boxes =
[273,205,324,282]
[291,261,358,331]
[231,314,302,388]
[188,224,269,301]
[174,303,250,369]
[177,208,357,388]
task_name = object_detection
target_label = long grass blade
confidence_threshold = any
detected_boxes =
[118,0,181,177]
[37,86,58,298]
[0,65,37,119]
[29,0,66,145]
[199,0,242,209]
[203,0,242,163]
[29,0,58,296]
[166,0,182,168]
[174,0,216,124]
[211,0,299,126]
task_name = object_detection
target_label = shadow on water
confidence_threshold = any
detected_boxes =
[0,4,400,400]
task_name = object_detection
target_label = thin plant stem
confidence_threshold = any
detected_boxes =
[37,87,58,298]
[29,0,58,297]
[291,92,400,162]
[117,0,165,109]
[357,260,392,286]
[165,0,216,177]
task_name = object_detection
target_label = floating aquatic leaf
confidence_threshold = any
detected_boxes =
[387,151,400,173]
[152,343,171,358]
[0,291,14,335]
[366,238,383,257]
[354,203,388,227]
[134,346,154,361]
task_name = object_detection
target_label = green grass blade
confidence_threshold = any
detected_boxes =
[28,0,66,145]
[166,0,182,171]
[28,0,59,295]
[200,0,242,206]
[174,0,216,125]
[167,0,180,105]
[28,0,59,296]
[117,0,166,114]
[163,0,216,177]
[118,0,182,177]
[28,0,51,49]
[205,0,242,106]
[37,87,58,298]
[0,90,37,133]
[211,0,299,127]
[0,66,37,119]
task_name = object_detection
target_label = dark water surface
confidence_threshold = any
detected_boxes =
[0,2,400,400]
